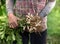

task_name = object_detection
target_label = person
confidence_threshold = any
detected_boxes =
[6,0,56,44]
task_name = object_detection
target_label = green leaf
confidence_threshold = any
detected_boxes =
[0,34,5,39]
[6,36,12,41]
[15,33,22,44]
[11,32,16,41]
[0,31,4,35]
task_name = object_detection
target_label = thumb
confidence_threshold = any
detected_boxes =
[16,17,20,21]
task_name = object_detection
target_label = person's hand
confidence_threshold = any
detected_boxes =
[8,13,20,29]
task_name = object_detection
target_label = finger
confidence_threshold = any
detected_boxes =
[9,21,18,28]
[12,22,18,28]
[15,21,18,26]
[13,21,19,27]
[10,23,15,28]
[11,24,15,28]
[9,24,12,28]
[9,23,14,28]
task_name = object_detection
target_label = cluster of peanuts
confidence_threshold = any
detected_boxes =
[25,13,43,33]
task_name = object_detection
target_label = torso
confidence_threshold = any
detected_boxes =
[14,0,46,15]
[14,0,47,32]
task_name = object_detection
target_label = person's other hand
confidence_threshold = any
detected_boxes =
[8,13,20,29]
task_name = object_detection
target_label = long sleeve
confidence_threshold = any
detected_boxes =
[37,0,46,12]
[39,0,56,17]
[6,0,14,14]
